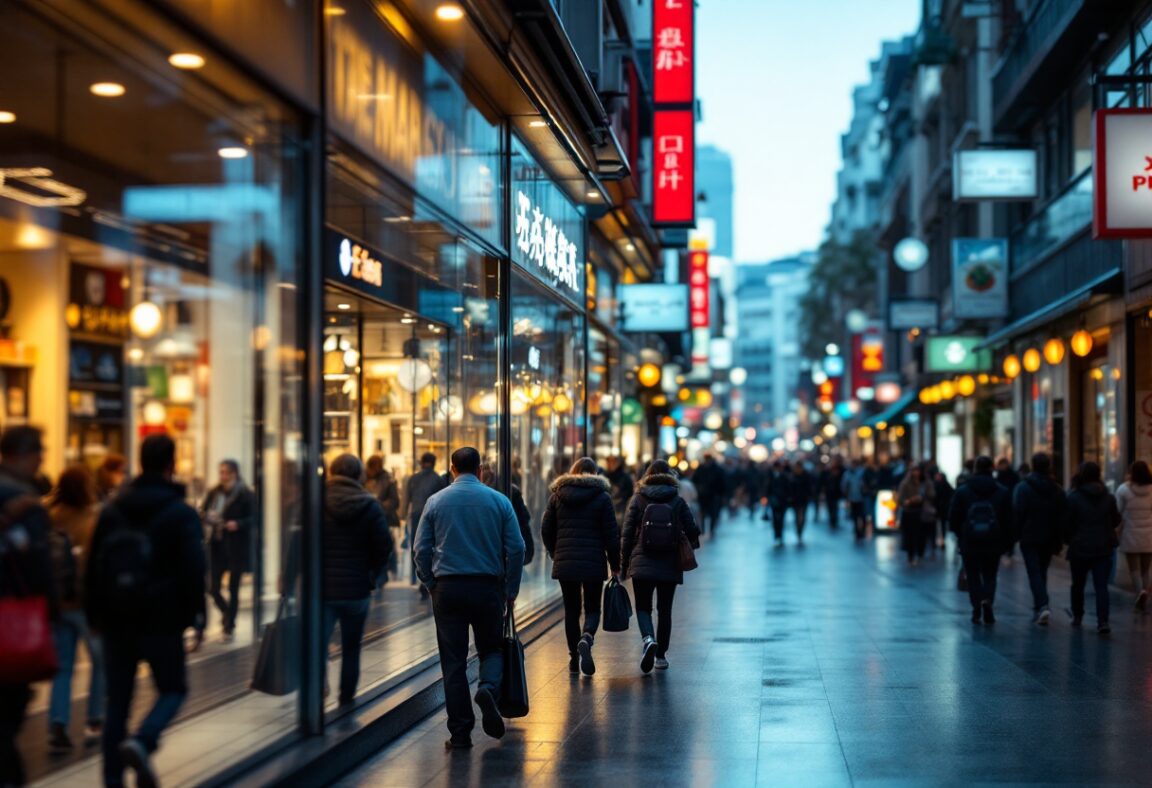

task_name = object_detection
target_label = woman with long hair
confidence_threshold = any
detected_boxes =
[46,465,104,750]
[1065,461,1121,633]
[620,460,700,673]
[1116,460,1152,611]
[541,457,619,675]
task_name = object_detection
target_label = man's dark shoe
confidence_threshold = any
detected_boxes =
[474,687,505,739]
[1071,614,1083,628]
[568,655,579,673]
[48,724,73,751]
[640,636,657,674]
[445,736,473,750]
[577,634,596,676]
[119,738,158,788]
[982,602,995,625]
[971,608,981,624]
[1098,621,1112,635]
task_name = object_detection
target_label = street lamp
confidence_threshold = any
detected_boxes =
[893,238,929,272]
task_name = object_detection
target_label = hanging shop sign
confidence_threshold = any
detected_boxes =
[688,251,709,329]
[924,336,992,373]
[620,284,689,332]
[511,138,584,299]
[1093,109,1152,238]
[888,297,940,331]
[652,110,696,226]
[66,263,129,339]
[952,238,1009,319]
[653,0,694,105]
[328,0,501,240]
[851,331,884,396]
[952,149,1038,201]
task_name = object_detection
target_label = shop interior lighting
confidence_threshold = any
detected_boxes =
[528,120,548,128]
[1002,354,1021,380]
[1022,347,1042,373]
[0,168,86,207]
[0,112,15,124]
[586,190,601,199]
[400,316,416,324]
[624,242,635,252]
[1043,337,1065,366]
[1070,329,1094,357]
[336,303,351,310]
[324,5,347,14]
[218,146,249,159]
[168,52,206,70]
[129,301,163,339]
[435,3,465,21]
[90,82,126,97]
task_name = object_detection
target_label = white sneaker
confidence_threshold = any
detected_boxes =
[640,637,657,674]
[1036,608,1051,626]
[654,657,669,671]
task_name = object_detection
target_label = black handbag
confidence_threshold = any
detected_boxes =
[602,577,633,632]
[678,535,698,572]
[250,597,300,696]
[498,609,529,718]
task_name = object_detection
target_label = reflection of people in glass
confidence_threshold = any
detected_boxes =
[403,453,448,596]
[323,454,392,705]
[479,463,534,565]
[200,460,255,642]
[541,458,619,676]
[365,455,401,577]
[96,454,127,503]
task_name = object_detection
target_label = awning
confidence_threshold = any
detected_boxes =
[864,390,918,428]
[973,269,1123,351]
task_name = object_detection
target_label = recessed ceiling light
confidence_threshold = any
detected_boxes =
[529,120,547,128]
[218,146,249,159]
[168,52,205,70]
[90,82,126,98]
[452,306,466,313]
[0,111,15,124]
[401,317,416,324]
[587,190,600,199]
[435,3,465,21]
[337,303,351,310]
[625,243,635,252]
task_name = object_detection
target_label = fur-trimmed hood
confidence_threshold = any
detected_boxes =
[638,473,680,502]
[550,473,611,507]
[640,473,679,489]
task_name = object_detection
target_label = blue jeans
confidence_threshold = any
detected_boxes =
[1020,545,1052,611]
[50,609,106,727]
[323,598,370,704]
[102,632,186,787]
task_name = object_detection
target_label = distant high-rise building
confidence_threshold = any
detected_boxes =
[735,254,816,432]
[697,145,734,258]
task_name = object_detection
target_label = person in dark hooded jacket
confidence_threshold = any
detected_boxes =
[541,457,619,676]
[1064,461,1120,634]
[323,454,392,704]
[620,460,700,674]
[85,434,205,788]
[948,456,1012,625]
[1012,452,1066,625]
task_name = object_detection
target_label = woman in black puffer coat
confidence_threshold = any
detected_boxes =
[620,460,700,674]
[541,457,620,676]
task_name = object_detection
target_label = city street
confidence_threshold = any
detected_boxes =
[339,510,1152,787]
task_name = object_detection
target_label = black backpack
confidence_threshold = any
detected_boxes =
[92,510,154,616]
[964,493,999,543]
[640,502,678,553]
[48,528,78,603]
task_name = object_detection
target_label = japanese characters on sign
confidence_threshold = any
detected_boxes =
[1093,109,1152,238]
[653,110,696,226]
[689,250,709,329]
[653,0,693,106]
[514,190,581,293]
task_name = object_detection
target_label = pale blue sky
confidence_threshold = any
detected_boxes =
[697,0,921,263]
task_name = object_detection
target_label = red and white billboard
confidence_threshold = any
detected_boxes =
[653,109,695,226]
[689,250,709,328]
[1093,109,1152,238]
[653,0,694,106]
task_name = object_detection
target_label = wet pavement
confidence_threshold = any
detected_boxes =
[337,507,1152,787]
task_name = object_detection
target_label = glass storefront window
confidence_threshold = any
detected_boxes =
[0,0,305,780]
[589,327,622,462]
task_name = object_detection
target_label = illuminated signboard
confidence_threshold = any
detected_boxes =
[653,110,696,226]
[925,336,992,373]
[952,238,1008,319]
[953,149,1038,201]
[1093,109,1152,238]
[653,0,694,105]
[621,284,689,332]
[511,138,584,298]
[852,331,884,394]
[689,250,709,329]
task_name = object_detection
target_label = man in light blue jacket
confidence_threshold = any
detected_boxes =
[414,447,525,749]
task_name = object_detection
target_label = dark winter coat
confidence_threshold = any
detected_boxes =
[692,462,727,503]
[822,468,844,501]
[86,474,207,635]
[1064,482,1121,561]
[1012,473,1066,552]
[200,483,256,572]
[541,474,619,581]
[0,483,57,619]
[366,472,401,528]
[790,471,814,508]
[323,477,392,601]
[767,470,792,509]
[620,474,700,585]
[509,484,535,565]
[404,467,447,527]
[933,476,954,522]
[606,466,635,518]
[947,473,1013,554]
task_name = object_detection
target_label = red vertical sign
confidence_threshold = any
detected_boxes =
[653,0,694,106]
[852,331,884,394]
[689,250,709,328]
[653,109,696,225]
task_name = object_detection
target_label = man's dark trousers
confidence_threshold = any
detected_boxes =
[431,577,504,739]
[962,549,1002,610]
[1020,545,1053,611]
[102,632,187,787]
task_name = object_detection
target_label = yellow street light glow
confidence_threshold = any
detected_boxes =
[857,426,873,439]
[1043,337,1065,365]
[435,3,465,21]
[939,380,956,400]
[168,52,206,70]
[919,389,932,405]
[1023,347,1042,373]
[0,111,15,124]
[1071,329,1094,357]
[638,363,661,388]
[90,82,126,97]
[957,375,976,397]
[1002,354,1021,380]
